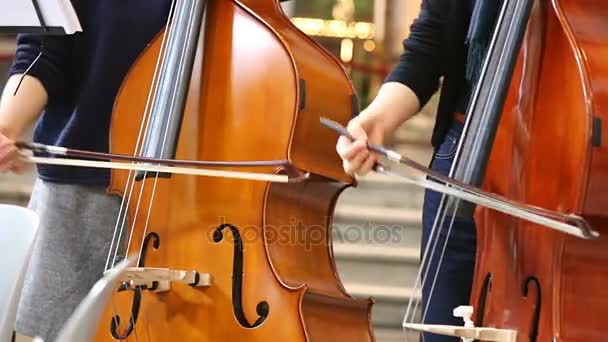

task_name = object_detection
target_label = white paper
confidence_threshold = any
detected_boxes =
[0,0,82,34]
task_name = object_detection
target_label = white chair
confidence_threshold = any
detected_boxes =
[0,204,39,342]
[49,256,136,342]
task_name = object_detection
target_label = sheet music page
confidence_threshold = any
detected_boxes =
[39,0,82,34]
[0,0,82,34]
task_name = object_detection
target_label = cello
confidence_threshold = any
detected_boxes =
[383,0,608,340]
[30,0,375,340]
[470,0,608,340]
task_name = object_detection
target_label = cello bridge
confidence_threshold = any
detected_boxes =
[111,267,212,293]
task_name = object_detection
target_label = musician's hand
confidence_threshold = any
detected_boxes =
[336,113,384,176]
[0,131,24,174]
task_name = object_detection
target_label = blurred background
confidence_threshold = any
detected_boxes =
[0,1,439,341]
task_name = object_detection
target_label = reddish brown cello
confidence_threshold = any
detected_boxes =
[371,0,608,340]
[471,0,608,340]
[82,0,374,340]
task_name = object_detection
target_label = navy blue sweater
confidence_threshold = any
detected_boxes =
[386,0,473,148]
[8,0,171,185]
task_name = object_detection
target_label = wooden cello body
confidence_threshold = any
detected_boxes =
[471,0,608,340]
[93,0,374,340]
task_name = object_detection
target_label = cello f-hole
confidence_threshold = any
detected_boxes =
[522,276,541,342]
[213,223,270,328]
[474,273,492,327]
[110,232,160,339]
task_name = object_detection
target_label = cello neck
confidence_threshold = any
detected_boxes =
[139,0,208,164]
[451,0,535,217]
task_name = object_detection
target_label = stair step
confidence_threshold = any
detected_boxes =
[335,205,421,225]
[333,205,422,249]
[357,172,410,186]
[337,183,424,210]
[334,244,420,289]
[334,243,419,262]
[343,283,421,328]
[374,327,420,342]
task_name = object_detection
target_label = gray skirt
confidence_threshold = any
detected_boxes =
[15,179,123,341]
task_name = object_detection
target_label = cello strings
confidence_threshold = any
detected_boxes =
[402,0,509,334]
[415,0,509,327]
[403,188,453,335]
[121,0,178,261]
[121,0,179,338]
[418,200,460,325]
[404,160,470,328]
[104,0,177,339]
[105,0,177,271]
[136,0,200,266]
[114,0,179,269]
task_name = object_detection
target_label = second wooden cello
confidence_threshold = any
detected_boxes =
[397,0,608,340]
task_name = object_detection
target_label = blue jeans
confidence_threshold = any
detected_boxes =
[419,123,477,341]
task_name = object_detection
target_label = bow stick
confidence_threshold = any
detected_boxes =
[320,117,598,239]
[16,141,309,183]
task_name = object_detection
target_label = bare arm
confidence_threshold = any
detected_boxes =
[335,82,421,177]
[355,82,421,141]
[0,75,48,172]
[0,75,48,139]
[337,0,448,176]
[1,31,75,138]
[0,32,73,172]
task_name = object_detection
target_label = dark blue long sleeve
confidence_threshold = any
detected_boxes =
[7,0,172,185]
[385,0,449,107]
[10,34,73,100]
[384,0,473,148]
